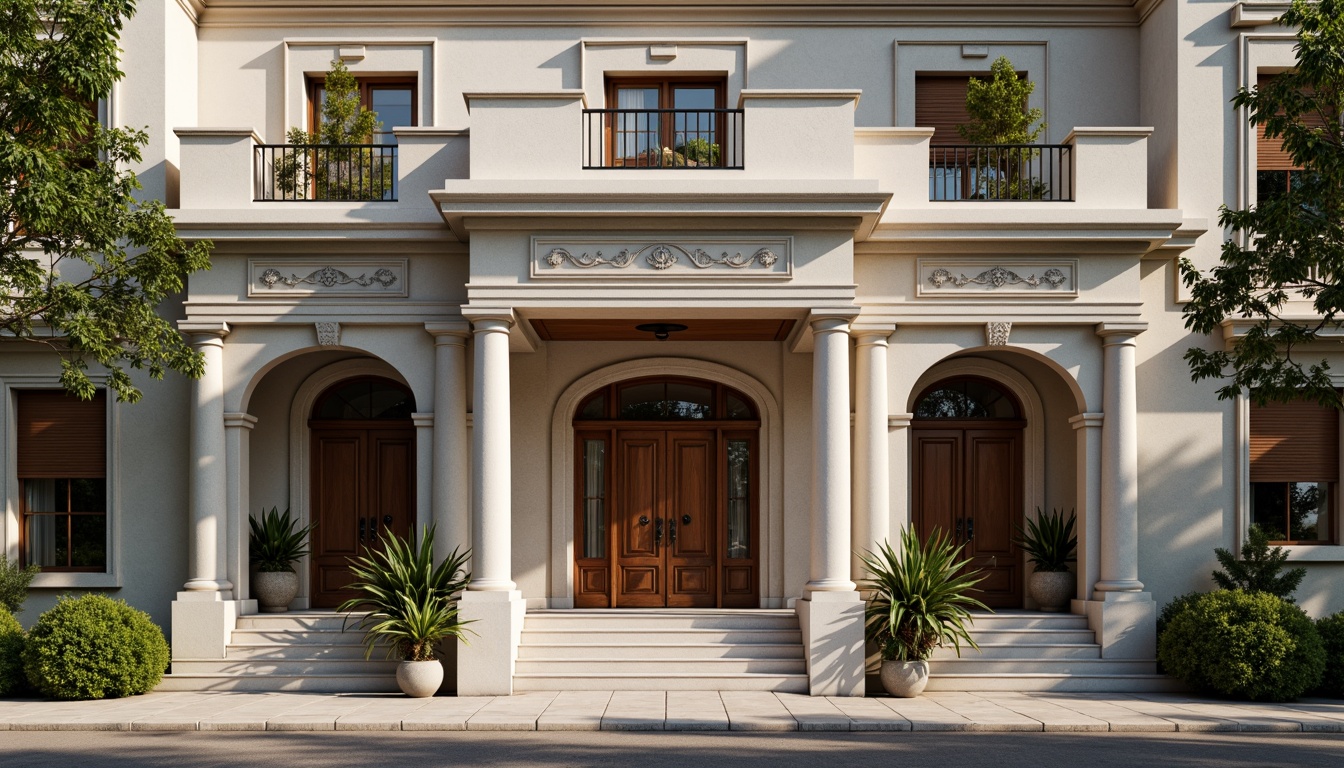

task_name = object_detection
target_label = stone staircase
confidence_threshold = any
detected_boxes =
[925,611,1173,692]
[513,609,808,692]
[158,612,401,692]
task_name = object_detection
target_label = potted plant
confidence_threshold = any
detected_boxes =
[338,526,471,697]
[248,507,316,613]
[860,527,987,697]
[1015,508,1078,612]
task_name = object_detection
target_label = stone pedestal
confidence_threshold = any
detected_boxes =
[170,592,253,659]
[797,592,866,696]
[456,590,526,696]
[1077,592,1157,659]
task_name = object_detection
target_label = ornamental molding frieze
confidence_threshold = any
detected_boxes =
[247,259,408,298]
[916,259,1078,298]
[530,237,792,279]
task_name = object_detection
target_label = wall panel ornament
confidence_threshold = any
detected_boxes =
[247,259,408,297]
[531,238,792,279]
[985,322,1012,346]
[315,322,341,347]
[916,259,1078,297]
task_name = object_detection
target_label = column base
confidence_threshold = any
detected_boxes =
[171,593,245,660]
[1074,592,1156,660]
[456,590,525,696]
[796,591,865,697]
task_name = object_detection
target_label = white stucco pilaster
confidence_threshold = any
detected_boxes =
[182,322,232,595]
[1095,323,1146,595]
[426,322,471,568]
[851,323,895,580]
[223,411,257,609]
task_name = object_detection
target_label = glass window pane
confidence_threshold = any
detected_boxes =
[24,514,66,568]
[578,393,607,420]
[1251,482,1289,540]
[316,379,413,420]
[619,382,666,419]
[24,478,60,513]
[664,381,712,419]
[616,88,660,166]
[370,87,413,145]
[582,440,606,559]
[70,479,105,513]
[914,379,1018,419]
[672,88,715,110]
[1257,170,1289,204]
[725,393,753,420]
[71,515,107,568]
[727,440,750,559]
[1289,482,1330,542]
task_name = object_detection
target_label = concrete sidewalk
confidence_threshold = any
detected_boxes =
[1,691,1343,733]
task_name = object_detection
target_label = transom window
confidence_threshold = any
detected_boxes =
[576,377,757,422]
[312,377,414,421]
[913,377,1020,420]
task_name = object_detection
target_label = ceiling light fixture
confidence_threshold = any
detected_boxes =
[635,322,689,341]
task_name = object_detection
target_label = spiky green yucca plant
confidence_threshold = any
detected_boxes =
[1014,508,1077,573]
[338,526,471,662]
[860,528,988,662]
[248,507,315,573]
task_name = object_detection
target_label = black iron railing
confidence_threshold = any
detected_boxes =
[583,108,745,169]
[254,143,398,201]
[929,144,1073,201]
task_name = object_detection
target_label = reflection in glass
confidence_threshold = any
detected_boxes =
[583,440,606,559]
[618,381,711,420]
[23,478,107,569]
[727,440,750,559]
[725,393,753,420]
[578,393,607,420]
[914,379,1019,419]
[1251,481,1332,542]
[315,378,414,420]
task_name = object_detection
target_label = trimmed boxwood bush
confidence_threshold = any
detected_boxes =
[1158,590,1325,701]
[22,595,169,700]
[1318,612,1344,698]
[0,607,23,696]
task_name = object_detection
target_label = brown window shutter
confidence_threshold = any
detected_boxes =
[1250,398,1339,483]
[916,76,971,146]
[17,390,106,478]
[1256,74,1330,171]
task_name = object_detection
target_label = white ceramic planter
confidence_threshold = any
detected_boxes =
[879,659,929,698]
[397,659,444,698]
[252,570,299,613]
[1029,570,1075,612]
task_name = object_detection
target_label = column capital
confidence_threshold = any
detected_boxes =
[462,306,516,328]
[179,320,230,340]
[1095,321,1147,341]
[412,412,435,428]
[888,413,914,429]
[223,412,257,431]
[425,321,472,344]
[851,322,896,343]
[1069,412,1104,430]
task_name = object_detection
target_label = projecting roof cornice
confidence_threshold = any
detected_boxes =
[190,0,1150,28]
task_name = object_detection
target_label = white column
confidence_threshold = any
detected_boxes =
[183,324,231,595]
[1070,412,1103,604]
[426,323,471,566]
[223,412,257,607]
[851,324,895,581]
[1095,324,1144,595]
[797,311,865,697]
[412,413,434,534]
[456,310,524,696]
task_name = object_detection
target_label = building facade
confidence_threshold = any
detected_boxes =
[4,0,1341,696]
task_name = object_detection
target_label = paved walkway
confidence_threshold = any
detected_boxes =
[1,691,1343,733]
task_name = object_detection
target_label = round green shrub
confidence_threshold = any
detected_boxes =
[22,595,169,700]
[0,607,23,696]
[1158,590,1325,702]
[1317,612,1344,698]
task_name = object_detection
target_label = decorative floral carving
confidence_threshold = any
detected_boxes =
[544,243,781,271]
[985,322,1012,346]
[257,266,398,290]
[315,322,341,347]
[928,266,1068,290]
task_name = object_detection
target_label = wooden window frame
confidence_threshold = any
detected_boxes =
[1249,397,1340,545]
[604,76,727,167]
[306,75,418,142]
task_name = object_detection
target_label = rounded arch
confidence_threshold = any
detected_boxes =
[311,375,416,421]
[548,357,785,608]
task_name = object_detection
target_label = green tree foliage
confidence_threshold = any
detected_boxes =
[0,555,39,615]
[1181,0,1344,407]
[277,59,391,200]
[1158,590,1325,701]
[1317,612,1344,697]
[1212,524,1307,600]
[956,56,1048,200]
[0,0,211,402]
[0,607,24,696]
[22,594,169,699]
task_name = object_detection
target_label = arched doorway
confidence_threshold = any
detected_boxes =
[572,376,759,608]
[308,376,415,608]
[911,376,1025,608]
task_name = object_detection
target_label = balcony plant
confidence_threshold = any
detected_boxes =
[275,59,392,200]
[860,527,987,697]
[1014,508,1077,612]
[248,507,316,613]
[338,526,471,697]
[956,56,1049,200]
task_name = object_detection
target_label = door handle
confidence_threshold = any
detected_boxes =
[966,517,975,541]
[359,516,366,542]
[655,518,664,548]
[955,517,964,542]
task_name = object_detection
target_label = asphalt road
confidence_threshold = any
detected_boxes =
[1,730,1342,768]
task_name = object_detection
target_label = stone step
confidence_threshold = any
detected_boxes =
[523,610,799,630]
[235,613,357,631]
[924,673,1183,693]
[930,643,1101,660]
[519,628,803,645]
[959,629,1098,645]
[964,613,1090,630]
[156,673,399,693]
[171,658,399,676]
[514,657,806,675]
[517,643,804,661]
[223,642,374,661]
[512,672,809,692]
[928,658,1157,676]
[229,629,365,645]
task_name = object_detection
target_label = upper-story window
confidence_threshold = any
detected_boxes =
[308,76,417,144]
[1249,396,1338,545]
[597,77,733,168]
[915,75,973,148]
[17,390,108,571]
[1255,73,1325,204]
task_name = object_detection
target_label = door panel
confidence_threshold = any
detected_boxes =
[666,431,716,607]
[966,431,1022,607]
[912,430,962,541]
[616,432,664,607]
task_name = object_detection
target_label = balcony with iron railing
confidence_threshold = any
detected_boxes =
[581,108,745,170]
[253,143,399,202]
[928,144,1074,202]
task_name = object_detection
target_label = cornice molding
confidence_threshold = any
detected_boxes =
[1230,1,1291,29]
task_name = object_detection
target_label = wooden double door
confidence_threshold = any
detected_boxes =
[911,423,1024,608]
[309,424,414,608]
[574,427,759,608]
